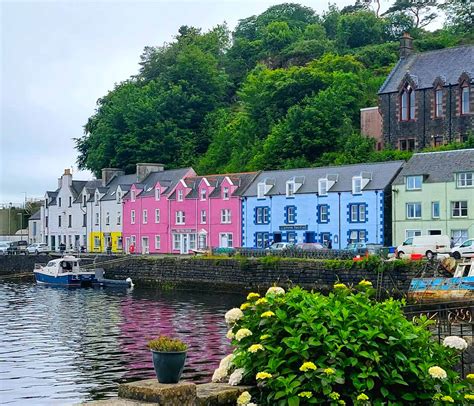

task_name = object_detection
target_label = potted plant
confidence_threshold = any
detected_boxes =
[147,336,188,384]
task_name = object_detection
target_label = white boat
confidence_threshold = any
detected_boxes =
[34,256,97,286]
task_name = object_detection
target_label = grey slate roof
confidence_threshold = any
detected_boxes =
[100,174,137,201]
[379,45,474,94]
[243,161,405,197]
[73,179,103,203]
[29,209,41,221]
[392,149,474,185]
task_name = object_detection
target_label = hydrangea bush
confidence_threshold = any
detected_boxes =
[219,284,472,405]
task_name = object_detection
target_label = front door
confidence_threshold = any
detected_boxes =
[51,235,56,251]
[181,234,189,254]
[141,237,149,254]
[273,232,282,243]
[305,231,316,243]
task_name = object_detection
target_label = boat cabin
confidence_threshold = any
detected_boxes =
[453,259,474,278]
[44,257,82,274]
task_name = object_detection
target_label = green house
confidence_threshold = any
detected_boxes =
[392,149,474,246]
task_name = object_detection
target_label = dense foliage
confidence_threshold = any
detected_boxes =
[147,335,188,352]
[223,285,471,405]
[75,2,473,177]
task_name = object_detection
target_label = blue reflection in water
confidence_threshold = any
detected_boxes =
[0,282,242,405]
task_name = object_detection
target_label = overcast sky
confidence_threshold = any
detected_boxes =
[0,0,430,205]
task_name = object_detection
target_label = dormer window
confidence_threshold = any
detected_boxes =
[223,187,229,200]
[352,177,362,195]
[406,175,423,190]
[155,188,161,201]
[257,183,266,199]
[177,189,183,201]
[95,193,99,206]
[200,189,206,201]
[319,179,328,196]
[117,190,122,204]
[461,84,470,114]
[83,195,87,207]
[131,190,136,202]
[435,88,443,118]
[400,85,415,121]
[286,181,295,197]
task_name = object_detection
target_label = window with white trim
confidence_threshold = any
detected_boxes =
[406,202,422,219]
[95,213,99,225]
[155,235,161,250]
[452,201,468,217]
[220,233,233,248]
[106,212,110,225]
[155,188,161,201]
[349,230,366,243]
[142,209,148,224]
[117,190,122,204]
[457,172,473,188]
[173,234,180,250]
[223,187,229,200]
[117,212,121,225]
[131,190,136,202]
[176,211,185,224]
[198,234,207,249]
[155,209,160,223]
[257,183,266,199]
[461,85,470,114]
[351,204,366,222]
[352,177,362,194]
[200,210,206,224]
[318,179,328,196]
[435,88,443,118]
[405,230,422,239]
[131,210,135,224]
[406,175,422,190]
[432,202,440,218]
[177,189,183,201]
[221,209,231,224]
[200,189,206,201]
[286,206,296,224]
[286,181,295,197]
[189,234,196,250]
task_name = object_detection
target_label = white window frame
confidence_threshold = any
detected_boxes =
[286,181,295,197]
[287,206,296,224]
[117,190,122,204]
[155,235,161,250]
[105,212,110,225]
[200,189,206,201]
[452,201,468,217]
[435,88,443,118]
[406,175,422,191]
[176,210,185,224]
[173,234,180,250]
[461,86,470,114]
[405,229,422,239]
[198,233,207,249]
[177,189,184,202]
[432,201,440,219]
[117,212,121,225]
[155,188,161,201]
[352,176,362,195]
[221,209,231,224]
[94,236,101,248]
[200,210,206,224]
[189,234,196,250]
[95,212,99,225]
[457,172,473,188]
[155,209,160,224]
[131,190,136,202]
[318,179,328,196]
[219,233,233,248]
[257,183,266,199]
[320,205,328,223]
[131,210,135,224]
[406,202,422,219]
[223,187,229,200]
[142,209,148,224]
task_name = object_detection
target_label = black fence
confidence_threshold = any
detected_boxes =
[404,302,474,377]
[211,247,355,260]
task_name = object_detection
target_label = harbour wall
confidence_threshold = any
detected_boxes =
[0,255,422,294]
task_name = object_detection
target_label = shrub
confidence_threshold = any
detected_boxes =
[224,285,469,405]
[147,336,188,352]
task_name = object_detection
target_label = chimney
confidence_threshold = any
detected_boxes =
[400,32,413,59]
[61,168,72,187]
[101,168,125,186]
[136,163,164,182]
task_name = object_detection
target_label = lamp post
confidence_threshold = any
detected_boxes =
[17,212,24,241]
[8,202,12,235]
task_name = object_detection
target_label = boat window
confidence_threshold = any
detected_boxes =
[463,265,471,277]
[47,262,55,267]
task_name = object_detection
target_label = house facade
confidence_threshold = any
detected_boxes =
[392,149,474,246]
[27,209,42,243]
[122,167,196,254]
[242,162,404,249]
[378,34,473,151]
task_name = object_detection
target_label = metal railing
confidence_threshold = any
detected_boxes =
[225,247,354,260]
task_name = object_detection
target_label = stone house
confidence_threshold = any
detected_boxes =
[391,149,474,246]
[378,34,473,150]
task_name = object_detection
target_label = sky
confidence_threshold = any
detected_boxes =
[0,0,440,206]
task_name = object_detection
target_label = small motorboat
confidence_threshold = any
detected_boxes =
[93,268,133,288]
[34,256,97,287]
[408,258,474,303]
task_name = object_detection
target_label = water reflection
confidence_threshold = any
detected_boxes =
[0,282,242,405]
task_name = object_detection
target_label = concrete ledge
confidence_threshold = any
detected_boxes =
[196,383,253,405]
[118,380,196,405]
[81,399,155,405]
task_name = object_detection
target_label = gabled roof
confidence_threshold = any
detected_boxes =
[392,149,474,185]
[29,209,41,221]
[243,162,405,196]
[379,45,474,94]
[73,179,103,203]
[71,180,88,197]
[100,173,137,201]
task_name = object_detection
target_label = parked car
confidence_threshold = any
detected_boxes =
[267,242,294,251]
[295,242,324,251]
[6,240,29,255]
[26,243,50,255]
[345,242,368,255]
[451,238,474,259]
[0,241,11,255]
[396,235,450,259]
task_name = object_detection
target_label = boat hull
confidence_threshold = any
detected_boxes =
[408,276,474,303]
[34,271,97,287]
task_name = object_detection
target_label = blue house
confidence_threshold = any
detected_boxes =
[242,162,404,249]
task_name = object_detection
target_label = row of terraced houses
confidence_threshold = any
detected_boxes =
[30,148,473,254]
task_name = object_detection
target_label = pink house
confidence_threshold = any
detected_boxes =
[168,173,258,254]
[122,167,195,254]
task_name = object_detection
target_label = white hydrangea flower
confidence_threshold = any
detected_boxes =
[212,366,228,383]
[226,329,235,340]
[225,308,244,325]
[428,366,447,379]
[228,368,245,386]
[443,336,468,351]
[266,286,285,296]
[237,391,252,405]
[247,403,258,406]
[235,328,252,341]
[219,353,235,371]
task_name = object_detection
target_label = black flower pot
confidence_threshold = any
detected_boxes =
[151,350,187,383]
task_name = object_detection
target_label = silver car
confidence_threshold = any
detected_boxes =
[26,243,50,255]
[0,242,11,255]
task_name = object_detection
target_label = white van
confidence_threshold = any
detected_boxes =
[396,235,451,259]
[451,238,474,259]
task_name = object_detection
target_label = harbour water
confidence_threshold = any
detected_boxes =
[0,281,242,405]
